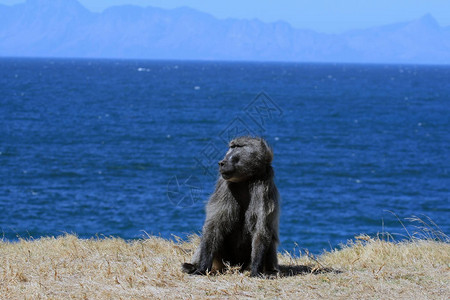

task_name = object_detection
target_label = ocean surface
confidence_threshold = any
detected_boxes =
[1,58,449,254]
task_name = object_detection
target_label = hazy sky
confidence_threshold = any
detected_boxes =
[1,0,449,33]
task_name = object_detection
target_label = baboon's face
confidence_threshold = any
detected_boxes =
[218,139,268,182]
[219,145,251,182]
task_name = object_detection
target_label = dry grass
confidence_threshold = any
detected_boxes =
[1,232,448,300]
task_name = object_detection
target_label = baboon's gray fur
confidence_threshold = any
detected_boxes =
[182,137,280,277]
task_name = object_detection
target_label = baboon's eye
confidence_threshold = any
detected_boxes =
[230,144,244,149]
[232,156,239,163]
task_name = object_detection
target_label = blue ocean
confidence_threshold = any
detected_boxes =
[1,58,449,253]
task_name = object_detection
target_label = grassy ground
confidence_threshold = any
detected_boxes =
[0,233,448,299]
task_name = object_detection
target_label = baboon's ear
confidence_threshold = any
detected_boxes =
[260,139,273,163]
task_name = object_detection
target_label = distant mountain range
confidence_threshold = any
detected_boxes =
[1,0,449,64]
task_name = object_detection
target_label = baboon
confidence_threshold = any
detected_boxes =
[182,136,280,278]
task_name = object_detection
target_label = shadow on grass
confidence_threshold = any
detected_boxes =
[278,264,341,277]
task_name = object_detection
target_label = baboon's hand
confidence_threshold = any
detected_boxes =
[250,270,264,278]
[181,263,208,275]
[181,263,197,274]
